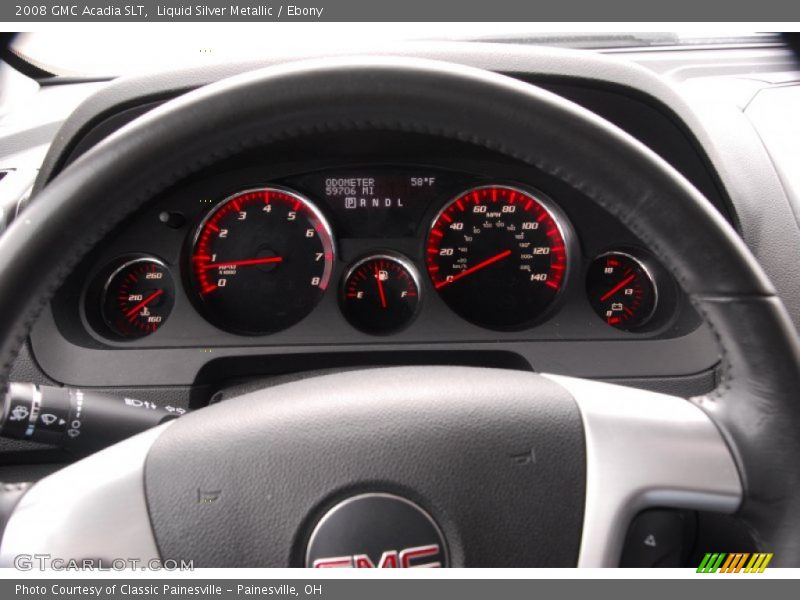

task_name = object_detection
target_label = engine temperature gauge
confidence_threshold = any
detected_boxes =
[101,257,175,339]
[341,254,420,334]
[586,251,657,331]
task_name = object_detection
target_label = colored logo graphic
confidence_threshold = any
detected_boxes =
[697,553,773,573]
[305,493,448,568]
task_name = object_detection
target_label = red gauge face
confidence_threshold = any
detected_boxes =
[426,185,570,330]
[586,252,658,331]
[190,187,335,335]
[101,258,175,339]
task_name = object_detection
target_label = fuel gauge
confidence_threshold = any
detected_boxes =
[341,253,420,334]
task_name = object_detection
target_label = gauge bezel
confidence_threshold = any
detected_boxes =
[425,183,575,331]
[588,250,659,331]
[188,185,336,336]
[340,251,422,335]
[100,256,174,340]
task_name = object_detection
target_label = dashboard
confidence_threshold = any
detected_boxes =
[2,39,799,568]
[4,42,799,431]
[78,160,681,342]
[35,131,710,395]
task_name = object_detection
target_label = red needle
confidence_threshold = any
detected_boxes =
[202,256,283,270]
[126,289,163,319]
[375,265,388,309]
[600,274,636,302]
[435,249,512,289]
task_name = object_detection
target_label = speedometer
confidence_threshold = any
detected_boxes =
[190,187,334,335]
[426,185,570,330]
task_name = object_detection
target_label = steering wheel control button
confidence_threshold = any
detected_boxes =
[586,251,658,331]
[340,253,421,334]
[99,257,175,340]
[619,509,695,567]
[305,493,448,568]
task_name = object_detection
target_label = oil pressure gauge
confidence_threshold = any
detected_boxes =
[341,253,420,334]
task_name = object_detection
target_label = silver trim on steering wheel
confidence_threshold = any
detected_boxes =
[0,424,169,567]
[544,374,742,567]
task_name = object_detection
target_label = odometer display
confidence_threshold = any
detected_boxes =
[426,185,569,330]
[190,187,334,335]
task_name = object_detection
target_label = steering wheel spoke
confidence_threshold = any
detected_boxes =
[544,375,741,567]
[0,425,164,567]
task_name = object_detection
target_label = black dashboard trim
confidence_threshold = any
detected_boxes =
[33,45,738,230]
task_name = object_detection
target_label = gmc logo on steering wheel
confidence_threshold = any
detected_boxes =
[312,544,442,568]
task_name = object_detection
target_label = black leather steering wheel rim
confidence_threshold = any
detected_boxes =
[0,56,798,564]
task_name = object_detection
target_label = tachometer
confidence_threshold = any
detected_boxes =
[426,185,570,330]
[190,187,334,335]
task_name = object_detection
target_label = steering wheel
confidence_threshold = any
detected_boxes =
[1,57,799,568]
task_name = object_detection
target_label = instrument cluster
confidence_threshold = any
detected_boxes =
[81,165,677,343]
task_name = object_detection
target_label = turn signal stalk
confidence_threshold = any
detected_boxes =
[0,383,183,454]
